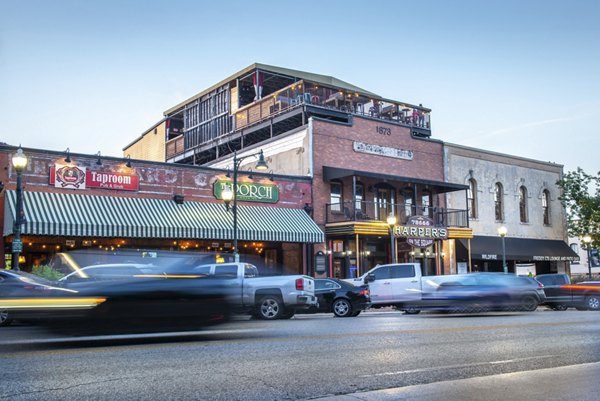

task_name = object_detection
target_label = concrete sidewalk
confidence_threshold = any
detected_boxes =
[305,362,600,401]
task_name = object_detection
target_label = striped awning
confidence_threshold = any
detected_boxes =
[4,190,324,243]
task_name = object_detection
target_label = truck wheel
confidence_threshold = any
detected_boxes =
[332,299,352,317]
[279,310,295,319]
[403,307,421,315]
[351,311,361,317]
[552,304,568,311]
[0,310,12,327]
[586,295,600,311]
[520,295,539,311]
[257,296,283,320]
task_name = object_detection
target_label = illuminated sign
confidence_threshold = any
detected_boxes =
[213,180,279,203]
[392,216,447,248]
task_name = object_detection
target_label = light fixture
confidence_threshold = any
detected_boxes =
[222,183,233,211]
[173,195,184,204]
[11,146,28,271]
[583,235,593,278]
[64,147,72,163]
[268,170,274,181]
[96,151,102,166]
[255,150,268,171]
[247,168,254,179]
[387,212,397,264]
[125,155,132,168]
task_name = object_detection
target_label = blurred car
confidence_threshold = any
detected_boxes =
[0,269,78,326]
[421,273,546,312]
[303,278,369,317]
[57,263,155,283]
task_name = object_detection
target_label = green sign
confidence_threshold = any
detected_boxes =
[213,180,279,203]
[12,239,23,253]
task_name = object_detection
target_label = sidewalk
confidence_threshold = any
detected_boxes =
[305,362,600,401]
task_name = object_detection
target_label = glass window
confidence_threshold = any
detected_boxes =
[494,183,504,221]
[194,265,212,274]
[316,279,341,290]
[519,186,528,223]
[331,182,342,212]
[244,265,259,278]
[355,183,364,211]
[421,193,431,216]
[373,266,391,280]
[214,264,238,277]
[468,178,477,218]
[391,265,415,278]
[542,190,550,225]
[404,196,413,218]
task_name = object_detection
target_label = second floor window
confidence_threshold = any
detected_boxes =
[519,186,528,223]
[330,182,342,212]
[468,178,477,219]
[494,183,504,221]
[355,184,364,212]
[542,190,550,225]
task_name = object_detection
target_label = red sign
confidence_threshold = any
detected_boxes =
[50,165,139,191]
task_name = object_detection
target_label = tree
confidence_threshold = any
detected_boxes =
[556,168,600,246]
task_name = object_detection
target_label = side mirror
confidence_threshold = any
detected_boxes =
[365,273,376,283]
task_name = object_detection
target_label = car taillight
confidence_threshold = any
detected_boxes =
[296,278,304,291]
[359,289,369,296]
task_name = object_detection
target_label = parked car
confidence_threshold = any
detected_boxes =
[0,269,77,326]
[302,278,370,317]
[535,273,572,310]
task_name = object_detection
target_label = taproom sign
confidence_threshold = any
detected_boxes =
[50,165,139,191]
[392,216,447,248]
[213,180,279,203]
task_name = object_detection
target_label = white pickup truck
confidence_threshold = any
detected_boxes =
[347,263,545,313]
[192,262,318,320]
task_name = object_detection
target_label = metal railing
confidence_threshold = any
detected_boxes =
[326,200,468,228]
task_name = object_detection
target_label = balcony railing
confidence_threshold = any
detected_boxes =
[326,201,468,228]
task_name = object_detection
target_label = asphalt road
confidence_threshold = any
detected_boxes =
[1,308,600,401]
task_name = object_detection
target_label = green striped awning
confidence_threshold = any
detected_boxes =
[4,190,324,243]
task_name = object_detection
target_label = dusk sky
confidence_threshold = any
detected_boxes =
[1,0,598,175]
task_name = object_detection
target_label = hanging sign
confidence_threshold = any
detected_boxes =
[213,180,279,203]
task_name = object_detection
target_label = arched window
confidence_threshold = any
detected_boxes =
[519,186,528,223]
[330,181,342,212]
[494,183,504,222]
[468,178,477,219]
[542,189,550,225]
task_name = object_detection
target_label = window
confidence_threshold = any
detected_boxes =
[519,186,528,223]
[421,192,431,216]
[468,178,477,218]
[542,190,550,225]
[494,183,504,221]
[214,264,238,278]
[330,181,342,212]
[373,266,391,280]
[390,265,415,278]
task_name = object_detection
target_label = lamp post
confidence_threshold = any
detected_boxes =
[11,146,28,271]
[221,149,268,262]
[497,226,508,273]
[387,213,397,264]
[583,235,593,279]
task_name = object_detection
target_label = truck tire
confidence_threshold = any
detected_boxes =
[351,310,361,317]
[403,307,421,315]
[551,304,568,311]
[257,296,284,320]
[0,310,12,327]
[520,295,539,312]
[279,310,295,319]
[586,295,600,311]
[332,298,352,317]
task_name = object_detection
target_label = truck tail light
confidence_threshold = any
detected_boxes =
[296,278,304,291]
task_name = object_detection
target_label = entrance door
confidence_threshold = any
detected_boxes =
[376,187,395,220]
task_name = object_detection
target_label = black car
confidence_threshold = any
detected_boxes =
[0,269,76,326]
[307,278,370,317]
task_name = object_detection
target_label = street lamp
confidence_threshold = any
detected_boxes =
[583,235,593,279]
[11,146,28,271]
[497,226,508,273]
[221,149,268,262]
[387,212,397,264]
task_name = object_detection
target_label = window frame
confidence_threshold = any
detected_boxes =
[519,185,528,223]
[494,182,504,222]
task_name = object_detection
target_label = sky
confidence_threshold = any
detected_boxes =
[1,0,598,175]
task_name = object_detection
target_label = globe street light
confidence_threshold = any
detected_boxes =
[387,212,397,264]
[583,235,593,279]
[222,149,268,262]
[497,226,508,273]
[11,146,28,271]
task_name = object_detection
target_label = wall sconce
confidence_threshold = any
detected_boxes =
[125,155,132,168]
[64,147,72,163]
[247,168,254,179]
[173,195,184,204]
[303,203,313,215]
[268,170,274,181]
[96,151,102,166]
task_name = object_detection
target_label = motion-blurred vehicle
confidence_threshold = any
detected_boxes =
[0,269,78,326]
[58,263,155,283]
[535,274,600,311]
[421,273,546,312]
[190,262,317,320]
[303,278,369,317]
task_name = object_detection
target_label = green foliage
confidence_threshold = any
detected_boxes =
[557,167,600,247]
[31,265,65,281]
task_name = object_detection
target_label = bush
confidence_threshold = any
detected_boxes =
[31,265,65,281]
